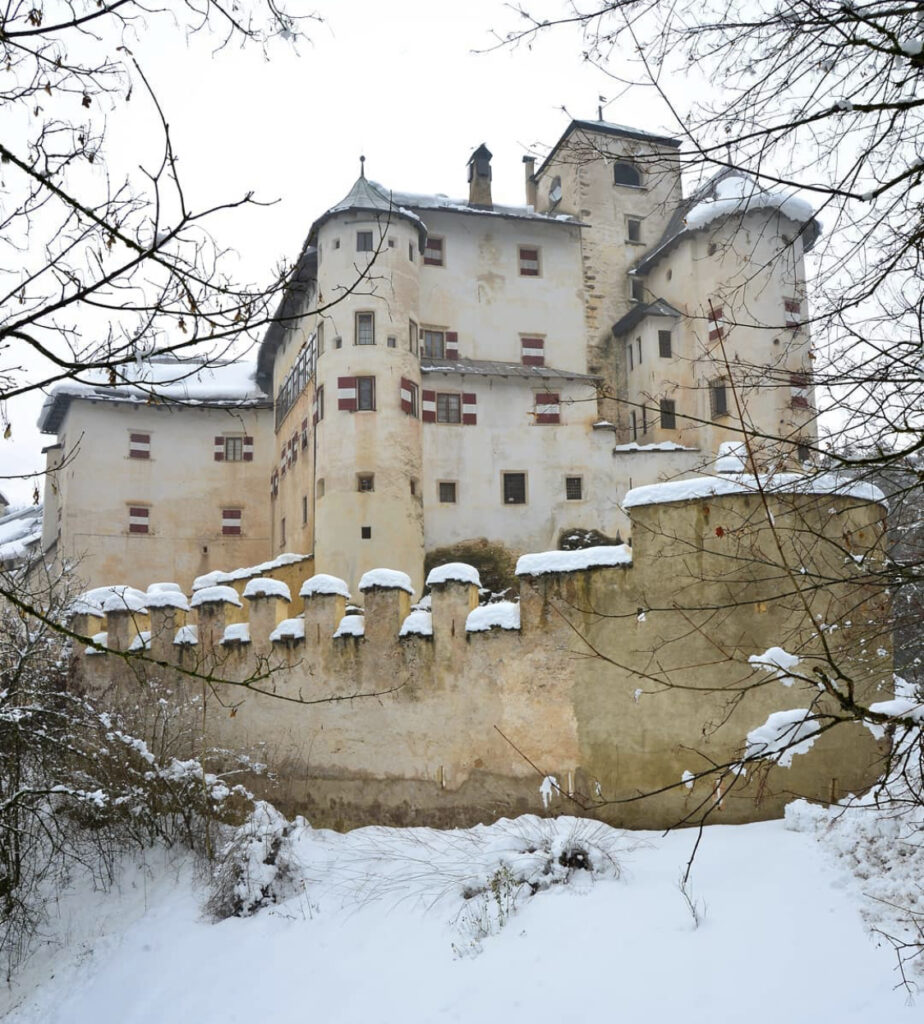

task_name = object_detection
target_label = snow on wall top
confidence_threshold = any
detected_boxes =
[97,586,148,614]
[466,601,521,633]
[222,622,251,645]
[425,563,481,588]
[622,472,886,509]
[299,574,351,600]
[359,569,415,594]
[269,616,305,642]
[611,441,697,453]
[684,175,814,233]
[189,585,243,609]
[144,584,190,611]
[191,553,309,591]
[242,578,292,602]
[516,546,633,578]
[715,442,748,474]
[333,614,365,638]
[399,609,433,638]
[173,624,198,646]
[38,358,269,433]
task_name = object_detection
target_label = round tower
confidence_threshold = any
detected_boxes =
[309,173,427,595]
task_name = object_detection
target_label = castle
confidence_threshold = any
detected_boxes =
[39,117,819,595]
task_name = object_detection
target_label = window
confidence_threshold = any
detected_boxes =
[641,404,648,434]
[357,230,373,252]
[423,237,444,266]
[630,278,645,302]
[797,440,812,464]
[710,380,729,418]
[659,399,677,430]
[408,242,414,261]
[221,508,242,536]
[333,238,340,250]
[409,320,419,355]
[548,176,562,205]
[636,337,643,364]
[317,322,324,355]
[357,376,375,411]
[534,392,560,424]
[317,478,325,498]
[409,478,417,497]
[302,496,308,525]
[439,481,457,503]
[400,378,419,417]
[613,162,642,187]
[626,218,642,243]
[356,312,375,346]
[357,473,374,492]
[784,297,802,328]
[280,517,286,545]
[387,237,395,249]
[626,344,634,371]
[361,525,372,540]
[520,336,545,366]
[128,432,150,460]
[658,330,672,358]
[518,246,540,276]
[790,372,810,408]
[708,304,725,341]
[128,506,149,534]
[387,335,397,348]
[315,385,324,422]
[224,436,243,462]
[503,472,526,505]
[334,336,342,349]
[423,330,445,358]
[565,476,583,501]
[436,392,461,423]
[631,410,638,441]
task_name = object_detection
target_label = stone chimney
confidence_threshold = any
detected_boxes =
[467,144,493,208]
[522,155,537,208]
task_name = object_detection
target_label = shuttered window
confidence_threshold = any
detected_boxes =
[535,392,560,425]
[128,506,149,534]
[222,509,242,536]
[423,237,444,266]
[129,433,150,459]
[518,246,540,276]
[521,337,545,366]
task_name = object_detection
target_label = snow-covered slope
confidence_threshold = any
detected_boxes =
[2,813,913,1024]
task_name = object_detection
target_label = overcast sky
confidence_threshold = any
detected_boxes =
[2,0,687,504]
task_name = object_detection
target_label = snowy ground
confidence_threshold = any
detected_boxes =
[1,812,917,1023]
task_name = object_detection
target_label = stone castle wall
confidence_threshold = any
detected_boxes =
[71,488,892,831]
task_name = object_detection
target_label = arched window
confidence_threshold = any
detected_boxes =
[613,162,642,188]
[548,176,562,205]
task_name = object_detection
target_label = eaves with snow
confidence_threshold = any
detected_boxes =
[38,357,270,434]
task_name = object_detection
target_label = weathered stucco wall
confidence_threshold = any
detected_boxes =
[73,488,892,832]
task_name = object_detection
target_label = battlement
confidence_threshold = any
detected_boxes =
[69,479,892,832]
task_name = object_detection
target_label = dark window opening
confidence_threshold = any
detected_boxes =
[503,472,526,505]
[439,481,457,503]
[361,525,372,540]
[658,330,672,358]
[565,477,583,501]
[613,162,642,187]
[660,399,677,430]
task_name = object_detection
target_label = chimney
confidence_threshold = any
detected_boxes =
[522,155,537,208]
[467,144,493,208]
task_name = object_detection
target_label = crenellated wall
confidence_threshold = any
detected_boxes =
[71,486,893,831]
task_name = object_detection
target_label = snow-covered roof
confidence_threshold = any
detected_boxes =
[174,624,198,646]
[421,357,598,382]
[38,357,270,434]
[633,169,820,276]
[0,504,43,565]
[425,563,481,588]
[535,117,681,179]
[143,588,191,612]
[242,578,292,602]
[359,569,415,594]
[308,174,429,248]
[399,609,433,638]
[191,553,309,591]
[622,471,886,509]
[189,585,243,609]
[333,614,365,638]
[300,573,351,600]
[222,622,251,645]
[516,546,633,578]
[466,601,521,633]
[270,616,306,642]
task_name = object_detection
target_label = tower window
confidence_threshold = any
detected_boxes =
[357,473,375,492]
[387,335,397,348]
[518,246,540,276]
[423,237,444,266]
[355,312,375,346]
[356,376,376,411]
[502,472,527,505]
[565,476,583,501]
[439,481,457,503]
[659,399,677,430]
[357,230,373,252]
[626,218,642,243]
[302,496,308,525]
[613,162,642,188]
[436,393,461,423]
[658,330,672,358]
[423,330,445,358]
[710,380,729,418]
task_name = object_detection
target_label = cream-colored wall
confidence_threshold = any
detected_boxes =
[54,399,273,591]
[77,488,891,830]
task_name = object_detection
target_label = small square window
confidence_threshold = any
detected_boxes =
[357,230,373,252]
[503,472,526,505]
[520,336,545,366]
[357,376,376,411]
[221,508,242,536]
[387,237,395,248]
[387,335,397,348]
[128,506,149,534]
[361,525,372,540]
[224,436,244,462]
[710,380,729,418]
[518,246,540,276]
[626,218,642,243]
[356,312,375,346]
[658,330,672,358]
[436,393,461,423]
[334,336,342,350]
[660,399,677,430]
[423,237,444,266]
[439,481,457,503]
[565,477,583,501]
[357,473,374,492]
[333,238,340,250]
[128,432,150,459]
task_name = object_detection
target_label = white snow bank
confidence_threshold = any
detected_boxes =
[748,647,801,686]
[190,585,242,609]
[399,609,433,637]
[221,622,251,645]
[242,578,291,602]
[425,562,481,587]
[174,624,198,645]
[144,586,190,611]
[745,709,821,767]
[269,617,305,642]
[333,614,365,638]
[358,568,414,594]
[191,553,308,591]
[685,174,814,232]
[623,471,885,509]
[466,601,521,632]
[516,546,632,577]
[299,574,351,599]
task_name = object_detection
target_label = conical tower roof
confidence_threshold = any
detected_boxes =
[308,173,427,247]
